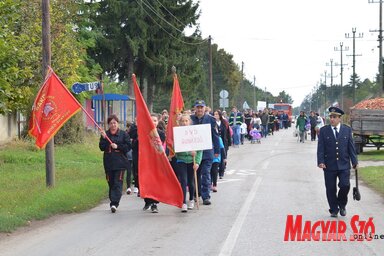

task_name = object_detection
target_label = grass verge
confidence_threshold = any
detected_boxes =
[358,149,384,161]
[0,135,106,233]
[359,166,384,196]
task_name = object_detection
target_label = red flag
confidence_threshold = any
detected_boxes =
[166,74,184,158]
[132,74,183,208]
[28,69,81,149]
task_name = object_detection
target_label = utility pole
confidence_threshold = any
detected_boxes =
[346,28,363,105]
[334,42,349,110]
[240,61,244,108]
[369,0,384,95]
[326,59,338,103]
[42,0,55,187]
[253,75,256,110]
[208,35,213,109]
[264,86,267,105]
[321,70,330,115]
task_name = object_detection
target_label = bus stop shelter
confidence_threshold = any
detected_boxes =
[84,94,135,130]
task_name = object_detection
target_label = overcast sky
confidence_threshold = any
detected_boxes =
[196,0,380,107]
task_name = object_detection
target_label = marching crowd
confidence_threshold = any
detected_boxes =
[98,100,325,214]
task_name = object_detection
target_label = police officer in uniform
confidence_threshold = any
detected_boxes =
[317,107,358,217]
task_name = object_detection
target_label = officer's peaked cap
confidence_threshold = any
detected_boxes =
[328,106,344,116]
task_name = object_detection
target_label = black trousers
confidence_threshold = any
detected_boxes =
[210,162,220,186]
[132,150,139,189]
[106,169,124,207]
[174,162,195,204]
[311,127,317,141]
[323,169,351,213]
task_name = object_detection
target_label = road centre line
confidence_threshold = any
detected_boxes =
[218,176,263,256]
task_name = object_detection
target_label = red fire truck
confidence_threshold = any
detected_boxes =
[272,103,293,127]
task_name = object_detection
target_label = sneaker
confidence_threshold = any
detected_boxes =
[212,186,218,192]
[133,187,139,193]
[110,205,117,213]
[219,175,223,179]
[203,199,211,205]
[151,204,158,213]
[181,204,188,213]
[126,187,132,195]
[187,200,194,210]
[143,202,151,211]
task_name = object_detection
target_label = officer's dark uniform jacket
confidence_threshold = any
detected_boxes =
[317,124,358,171]
[99,129,131,171]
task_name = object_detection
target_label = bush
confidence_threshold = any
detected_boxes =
[54,112,85,145]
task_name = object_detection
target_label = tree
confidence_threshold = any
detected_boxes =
[86,0,203,111]
[275,90,293,104]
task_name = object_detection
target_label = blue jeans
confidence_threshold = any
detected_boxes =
[197,159,212,200]
[231,125,241,145]
[261,124,268,138]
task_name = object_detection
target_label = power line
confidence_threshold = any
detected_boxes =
[140,0,184,34]
[154,0,188,28]
[137,0,207,45]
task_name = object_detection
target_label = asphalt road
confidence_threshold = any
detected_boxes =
[1,127,383,256]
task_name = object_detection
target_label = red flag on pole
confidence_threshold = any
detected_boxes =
[28,69,82,149]
[132,74,183,208]
[166,73,184,158]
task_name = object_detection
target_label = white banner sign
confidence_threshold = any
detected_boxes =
[173,124,212,153]
[257,101,266,111]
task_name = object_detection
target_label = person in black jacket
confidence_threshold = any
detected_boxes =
[128,120,139,195]
[213,109,230,178]
[309,111,318,141]
[99,114,131,213]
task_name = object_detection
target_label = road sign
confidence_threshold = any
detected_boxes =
[71,81,101,94]
[243,101,250,110]
[220,98,229,108]
[219,89,229,99]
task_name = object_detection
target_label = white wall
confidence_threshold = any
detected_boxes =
[0,112,24,144]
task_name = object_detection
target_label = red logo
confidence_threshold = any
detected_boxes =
[284,215,380,242]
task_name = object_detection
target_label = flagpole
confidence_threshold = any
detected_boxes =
[193,155,199,210]
[79,104,113,144]
[46,67,113,144]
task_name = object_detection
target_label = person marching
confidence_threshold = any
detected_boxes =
[191,100,220,205]
[268,109,275,135]
[260,109,269,138]
[141,113,166,213]
[228,106,243,147]
[210,129,226,192]
[174,114,202,212]
[125,121,134,194]
[295,111,307,143]
[317,107,358,217]
[128,120,140,195]
[315,112,324,137]
[213,110,231,179]
[309,111,318,141]
[99,114,131,213]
